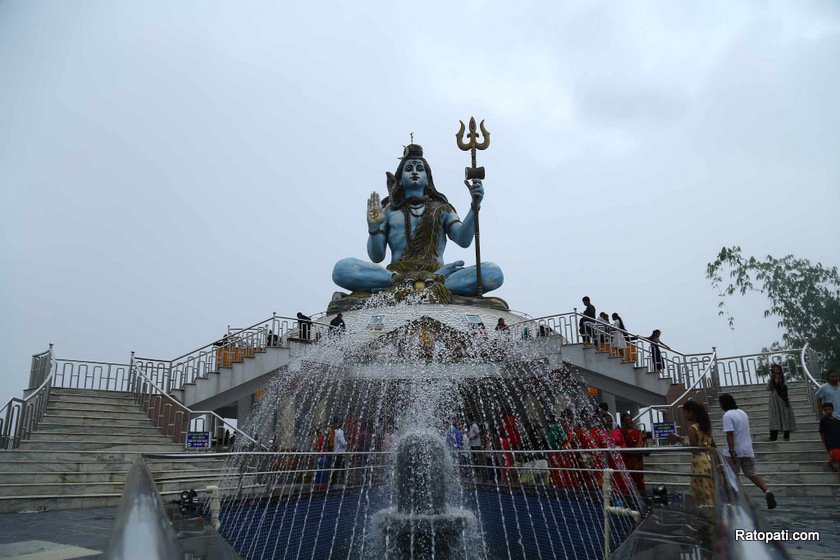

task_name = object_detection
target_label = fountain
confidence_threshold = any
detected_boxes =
[371,431,476,559]
[212,140,642,559]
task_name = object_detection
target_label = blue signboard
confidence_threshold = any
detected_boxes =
[186,431,211,449]
[652,422,676,439]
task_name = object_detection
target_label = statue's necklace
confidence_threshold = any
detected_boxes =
[403,203,425,243]
[409,204,425,218]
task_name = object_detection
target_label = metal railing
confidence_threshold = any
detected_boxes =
[633,351,718,433]
[801,343,825,415]
[52,359,133,391]
[715,348,807,386]
[27,345,53,390]
[0,345,55,449]
[134,313,331,392]
[510,311,714,388]
[183,446,783,560]
[131,366,266,450]
[510,310,824,392]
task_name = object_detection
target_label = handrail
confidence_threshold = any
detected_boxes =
[103,457,180,560]
[801,343,823,416]
[509,311,714,388]
[28,345,53,389]
[134,313,333,392]
[800,343,822,390]
[632,351,717,424]
[1,345,55,449]
[131,365,267,450]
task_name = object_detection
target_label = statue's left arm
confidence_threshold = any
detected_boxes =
[447,179,483,248]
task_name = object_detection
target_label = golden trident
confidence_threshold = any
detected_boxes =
[455,117,490,296]
[456,117,491,179]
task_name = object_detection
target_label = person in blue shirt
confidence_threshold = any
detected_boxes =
[446,424,464,450]
[816,371,840,420]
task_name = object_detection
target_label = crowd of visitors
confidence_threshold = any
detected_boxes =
[577,296,668,370]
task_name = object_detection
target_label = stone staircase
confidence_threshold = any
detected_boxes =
[561,341,676,405]
[0,388,226,513]
[644,382,840,499]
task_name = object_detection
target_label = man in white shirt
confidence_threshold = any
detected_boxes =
[719,394,776,509]
[331,417,347,488]
[467,417,482,480]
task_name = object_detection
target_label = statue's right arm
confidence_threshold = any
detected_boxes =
[366,191,387,263]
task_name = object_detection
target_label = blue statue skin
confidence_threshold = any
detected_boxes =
[332,157,504,296]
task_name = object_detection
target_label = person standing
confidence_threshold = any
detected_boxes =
[819,403,840,475]
[620,413,646,494]
[597,312,611,351]
[767,364,796,441]
[611,313,627,359]
[497,426,515,484]
[329,313,346,334]
[330,417,347,488]
[495,318,509,332]
[816,370,840,420]
[446,423,464,450]
[648,330,667,372]
[601,414,630,495]
[580,297,596,345]
[682,401,716,507]
[297,312,312,341]
[719,394,776,509]
[502,409,522,450]
[467,417,482,478]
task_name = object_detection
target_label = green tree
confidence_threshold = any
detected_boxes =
[706,246,840,375]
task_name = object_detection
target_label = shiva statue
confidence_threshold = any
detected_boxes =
[331,144,504,308]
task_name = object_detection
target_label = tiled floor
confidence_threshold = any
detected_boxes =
[0,498,836,559]
[0,508,114,558]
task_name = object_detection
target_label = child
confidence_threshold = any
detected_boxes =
[819,403,840,475]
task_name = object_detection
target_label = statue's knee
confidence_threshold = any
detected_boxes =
[481,263,504,291]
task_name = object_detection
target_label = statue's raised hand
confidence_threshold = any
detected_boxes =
[367,191,386,230]
[464,179,484,206]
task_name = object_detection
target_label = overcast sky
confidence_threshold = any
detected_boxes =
[1,1,838,405]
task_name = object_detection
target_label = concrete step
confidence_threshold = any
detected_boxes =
[47,401,145,414]
[38,414,155,427]
[644,448,826,463]
[0,458,225,474]
[16,440,185,452]
[709,408,813,420]
[0,476,220,497]
[49,392,136,405]
[34,423,162,435]
[0,494,123,513]
[51,388,133,397]
[0,466,222,485]
[0,450,217,463]
[713,398,813,409]
[643,459,830,472]
[27,432,173,444]
[653,480,840,498]
[0,485,213,513]
[648,471,838,486]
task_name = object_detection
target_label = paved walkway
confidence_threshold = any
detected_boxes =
[0,507,112,559]
[0,506,240,560]
[0,499,836,559]
[763,496,840,560]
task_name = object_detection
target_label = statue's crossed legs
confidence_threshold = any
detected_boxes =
[332,258,504,296]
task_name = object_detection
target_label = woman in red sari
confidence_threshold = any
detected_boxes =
[620,413,646,494]
[601,414,630,495]
[502,411,521,450]
[547,414,576,489]
[497,426,515,484]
